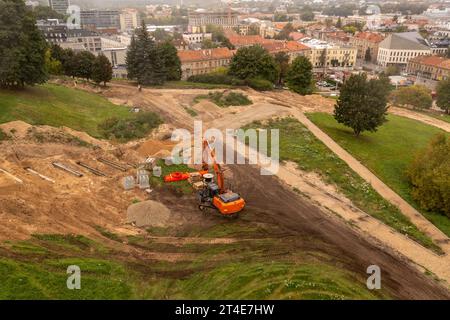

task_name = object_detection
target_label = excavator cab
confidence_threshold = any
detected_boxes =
[198,173,245,216]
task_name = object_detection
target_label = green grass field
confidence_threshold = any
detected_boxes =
[0,84,132,138]
[244,118,440,252]
[0,229,388,299]
[307,113,450,238]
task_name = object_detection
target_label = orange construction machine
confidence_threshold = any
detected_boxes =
[198,139,245,216]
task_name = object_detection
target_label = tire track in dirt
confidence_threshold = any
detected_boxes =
[230,164,450,299]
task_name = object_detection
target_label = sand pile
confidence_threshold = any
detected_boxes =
[136,139,177,158]
[126,200,173,227]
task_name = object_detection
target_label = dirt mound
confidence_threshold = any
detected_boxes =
[192,100,225,121]
[126,200,172,227]
[0,121,33,139]
[136,139,177,158]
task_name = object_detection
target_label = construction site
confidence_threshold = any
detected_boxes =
[0,81,449,300]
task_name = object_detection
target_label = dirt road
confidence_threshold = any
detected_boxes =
[230,164,450,299]
[389,107,450,133]
[289,110,450,250]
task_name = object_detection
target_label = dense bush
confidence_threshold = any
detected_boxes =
[195,91,252,107]
[98,112,163,141]
[407,134,450,217]
[390,85,432,110]
[188,74,245,86]
[246,78,273,91]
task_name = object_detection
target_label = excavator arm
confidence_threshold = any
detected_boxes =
[202,139,225,193]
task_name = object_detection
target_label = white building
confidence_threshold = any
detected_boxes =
[119,8,141,32]
[48,0,69,15]
[182,33,212,44]
[377,32,432,67]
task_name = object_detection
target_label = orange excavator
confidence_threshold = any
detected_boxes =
[198,139,245,217]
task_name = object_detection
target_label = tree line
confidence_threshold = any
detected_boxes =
[126,21,181,85]
[47,44,113,85]
[0,0,112,88]
[227,45,315,94]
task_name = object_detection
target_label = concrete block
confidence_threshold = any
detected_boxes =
[122,176,135,190]
[153,166,162,177]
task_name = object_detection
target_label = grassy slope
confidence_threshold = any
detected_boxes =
[244,118,439,252]
[112,79,234,90]
[0,84,131,138]
[307,113,450,238]
[0,229,387,300]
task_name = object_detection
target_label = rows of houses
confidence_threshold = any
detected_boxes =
[36,5,450,82]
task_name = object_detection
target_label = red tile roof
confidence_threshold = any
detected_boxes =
[353,32,384,43]
[262,40,310,54]
[178,48,235,63]
[227,34,272,47]
[409,55,450,69]
[289,32,306,41]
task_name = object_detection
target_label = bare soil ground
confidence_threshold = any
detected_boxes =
[1,82,449,299]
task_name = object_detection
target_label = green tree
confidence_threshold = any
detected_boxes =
[300,10,314,22]
[32,5,64,20]
[60,48,77,78]
[274,23,295,40]
[336,17,342,28]
[0,0,48,88]
[334,74,389,136]
[248,24,260,36]
[126,35,138,80]
[158,41,181,81]
[49,43,65,62]
[127,21,166,85]
[73,51,96,81]
[274,52,290,85]
[364,48,371,62]
[390,85,432,110]
[385,65,400,76]
[436,78,450,114]
[92,54,112,86]
[285,56,313,95]
[201,39,218,49]
[229,45,278,83]
[407,134,450,217]
[44,48,62,75]
[206,25,234,49]
[152,29,172,43]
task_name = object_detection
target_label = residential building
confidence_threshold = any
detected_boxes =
[225,32,310,61]
[182,33,213,45]
[188,9,239,31]
[80,10,120,30]
[178,48,235,80]
[172,39,189,51]
[65,31,122,54]
[407,55,450,81]
[102,47,127,67]
[226,33,271,49]
[37,19,68,43]
[323,32,350,47]
[48,0,69,15]
[119,9,141,32]
[350,32,384,63]
[301,38,357,69]
[289,32,306,42]
[261,41,311,62]
[377,32,432,67]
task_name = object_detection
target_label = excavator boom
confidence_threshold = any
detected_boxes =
[200,139,245,215]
